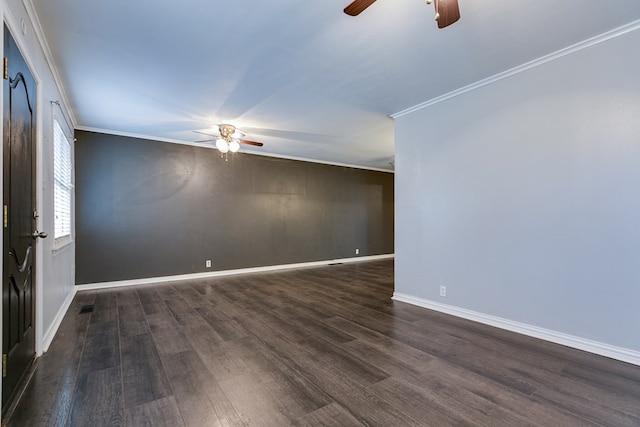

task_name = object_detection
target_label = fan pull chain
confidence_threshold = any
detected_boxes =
[426,0,440,22]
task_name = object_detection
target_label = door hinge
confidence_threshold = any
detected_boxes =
[3,57,8,80]
[3,205,7,228]
[2,354,6,378]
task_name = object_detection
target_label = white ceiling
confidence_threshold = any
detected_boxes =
[29,0,640,170]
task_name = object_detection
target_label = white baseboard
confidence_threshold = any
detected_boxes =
[41,287,77,353]
[76,254,395,291]
[393,292,640,367]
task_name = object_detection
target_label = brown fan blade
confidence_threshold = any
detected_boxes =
[239,139,263,147]
[344,0,377,16]
[436,0,460,29]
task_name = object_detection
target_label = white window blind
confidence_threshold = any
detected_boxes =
[53,119,72,244]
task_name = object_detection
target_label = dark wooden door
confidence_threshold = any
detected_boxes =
[2,25,37,412]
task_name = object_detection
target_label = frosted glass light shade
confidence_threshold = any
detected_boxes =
[229,139,241,152]
[216,138,229,153]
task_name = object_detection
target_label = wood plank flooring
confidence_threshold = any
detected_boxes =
[5,259,640,426]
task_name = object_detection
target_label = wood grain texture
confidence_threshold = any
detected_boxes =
[5,259,640,426]
[3,292,96,425]
[120,333,173,408]
[126,396,185,427]
[116,288,150,338]
[78,320,119,375]
[436,0,461,29]
[344,0,377,16]
[68,367,124,426]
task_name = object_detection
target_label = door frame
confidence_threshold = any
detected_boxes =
[0,9,45,405]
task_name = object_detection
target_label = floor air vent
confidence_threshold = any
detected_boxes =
[79,305,94,314]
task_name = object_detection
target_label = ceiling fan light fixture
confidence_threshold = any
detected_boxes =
[228,139,241,153]
[193,124,264,152]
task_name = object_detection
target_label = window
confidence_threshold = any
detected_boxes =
[53,119,72,245]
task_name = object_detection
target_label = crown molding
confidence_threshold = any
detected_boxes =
[392,19,640,118]
[22,0,77,127]
[76,126,394,173]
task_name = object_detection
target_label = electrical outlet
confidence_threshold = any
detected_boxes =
[440,286,447,297]
[205,260,212,268]
[355,248,360,255]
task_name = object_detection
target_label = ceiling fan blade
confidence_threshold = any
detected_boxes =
[193,128,262,147]
[193,130,220,138]
[344,0,377,16]
[239,139,264,147]
[436,0,460,29]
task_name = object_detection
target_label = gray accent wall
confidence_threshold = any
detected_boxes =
[75,131,394,284]
[395,28,640,352]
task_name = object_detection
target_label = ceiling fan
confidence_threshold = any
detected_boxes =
[344,0,460,29]
[193,124,264,153]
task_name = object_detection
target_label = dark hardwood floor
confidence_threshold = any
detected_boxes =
[5,259,640,426]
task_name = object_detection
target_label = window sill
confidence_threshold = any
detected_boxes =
[52,239,74,256]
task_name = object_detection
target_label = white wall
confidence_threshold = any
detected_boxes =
[395,25,640,362]
[1,0,76,371]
